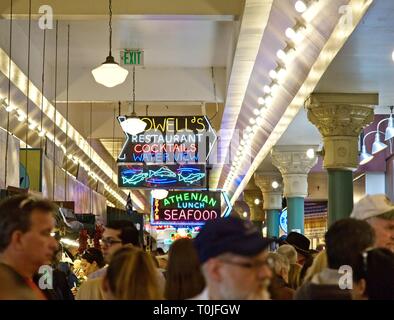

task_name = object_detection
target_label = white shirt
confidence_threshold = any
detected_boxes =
[190,287,210,300]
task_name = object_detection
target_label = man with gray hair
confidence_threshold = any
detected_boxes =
[351,194,394,252]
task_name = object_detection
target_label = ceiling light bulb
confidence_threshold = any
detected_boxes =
[256,116,263,125]
[257,97,265,105]
[253,108,260,116]
[245,126,252,133]
[252,124,259,133]
[263,85,271,94]
[249,118,256,125]
[265,96,274,107]
[243,211,248,218]
[151,189,169,200]
[272,181,279,189]
[306,148,315,159]
[17,114,26,122]
[5,105,14,112]
[277,68,287,80]
[254,198,260,205]
[240,140,246,146]
[38,129,46,137]
[286,27,296,39]
[269,70,277,79]
[92,58,129,88]
[271,83,280,94]
[277,49,287,61]
[295,1,307,13]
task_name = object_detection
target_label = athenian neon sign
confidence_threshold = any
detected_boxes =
[151,191,228,226]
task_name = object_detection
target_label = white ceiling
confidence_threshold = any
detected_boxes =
[315,0,394,111]
[22,19,235,68]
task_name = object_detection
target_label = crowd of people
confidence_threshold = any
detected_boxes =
[0,193,393,300]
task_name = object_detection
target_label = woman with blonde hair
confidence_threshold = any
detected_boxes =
[277,244,302,289]
[302,250,327,284]
[102,245,162,300]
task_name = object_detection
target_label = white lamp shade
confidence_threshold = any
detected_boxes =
[371,135,387,155]
[92,58,129,88]
[385,116,394,141]
[359,145,373,165]
[120,117,147,136]
[151,189,169,200]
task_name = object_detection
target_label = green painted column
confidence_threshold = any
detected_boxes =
[328,169,354,226]
[267,209,280,238]
[287,197,304,234]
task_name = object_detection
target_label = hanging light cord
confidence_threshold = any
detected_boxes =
[65,24,70,201]
[4,0,13,189]
[52,20,59,200]
[209,66,219,121]
[109,0,113,57]
[132,66,136,115]
[90,102,93,213]
[112,104,116,180]
[40,27,47,149]
[25,0,32,175]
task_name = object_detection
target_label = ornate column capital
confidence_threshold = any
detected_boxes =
[271,146,318,198]
[306,93,377,170]
[243,190,265,222]
[254,173,283,210]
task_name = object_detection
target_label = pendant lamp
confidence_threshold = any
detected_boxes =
[92,0,128,87]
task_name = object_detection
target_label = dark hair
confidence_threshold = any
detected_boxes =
[106,220,140,247]
[0,195,57,252]
[156,248,165,256]
[82,248,105,268]
[325,218,375,269]
[165,238,205,300]
[353,248,394,300]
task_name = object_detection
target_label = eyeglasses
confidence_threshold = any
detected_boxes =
[219,258,270,270]
[100,238,122,246]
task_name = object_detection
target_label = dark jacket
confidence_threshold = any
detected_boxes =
[294,268,352,300]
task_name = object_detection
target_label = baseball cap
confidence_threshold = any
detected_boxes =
[351,194,394,220]
[194,217,274,264]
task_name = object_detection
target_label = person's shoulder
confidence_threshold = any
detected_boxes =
[189,288,209,300]
[88,266,107,279]
[76,278,104,300]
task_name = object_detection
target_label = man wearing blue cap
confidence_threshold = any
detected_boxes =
[192,217,273,300]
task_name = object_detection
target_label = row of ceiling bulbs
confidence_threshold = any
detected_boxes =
[224,7,312,191]
[1,99,127,206]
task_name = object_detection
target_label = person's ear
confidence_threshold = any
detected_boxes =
[207,259,222,282]
[10,230,25,251]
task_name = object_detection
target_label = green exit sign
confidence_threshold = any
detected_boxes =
[120,49,144,66]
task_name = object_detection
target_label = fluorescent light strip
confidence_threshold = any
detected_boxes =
[0,52,141,209]
[227,0,374,204]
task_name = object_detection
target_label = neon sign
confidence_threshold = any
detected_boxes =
[117,116,217,164]
[279,208,287,234]
[151,191,229,226]
[118,164,206,189]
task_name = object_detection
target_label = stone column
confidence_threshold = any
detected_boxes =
[254,173,283,238]
[233,201,250,219]
[306,93,377,225]
[243,190,265,232]
[271,146,318,234]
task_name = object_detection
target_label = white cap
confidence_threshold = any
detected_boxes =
[351,194,394,220]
